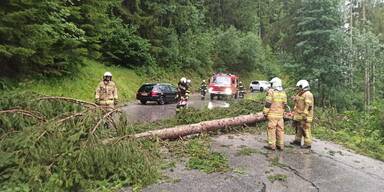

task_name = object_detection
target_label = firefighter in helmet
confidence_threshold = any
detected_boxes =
[263,77,288,150]
[95,72,118,108]
[290,80,314,149]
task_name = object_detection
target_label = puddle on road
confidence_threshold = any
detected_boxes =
[207,101,230,109]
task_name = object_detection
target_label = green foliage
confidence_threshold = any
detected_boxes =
[0,93,161,191]
[5,60,144,102]
[0,0,87,76]
[267,174,288,183]
[314,104,384,161]
[235,147,260,156]
[101,21,154,68]
[186,138,229,173]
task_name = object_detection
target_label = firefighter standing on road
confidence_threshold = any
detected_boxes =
[238,81,245,92]
[95,72,118,108]
[290,80,314,149]
[177,77,190,99]
[263,77,288,151]
[200,80,207,90]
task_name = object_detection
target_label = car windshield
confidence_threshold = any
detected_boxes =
[213,76,231,85]
[139,84,155,92]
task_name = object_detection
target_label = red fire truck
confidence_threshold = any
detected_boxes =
[208,73,239,100]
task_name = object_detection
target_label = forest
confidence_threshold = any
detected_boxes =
[1,0,384,191]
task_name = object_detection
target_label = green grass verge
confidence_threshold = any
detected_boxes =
[313,126,384,161]
[5,60,145,102]
[1,59,209,102]
[313,108,384,161]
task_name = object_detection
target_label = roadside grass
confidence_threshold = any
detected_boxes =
[1,59,207,102]
[313,126,384,161]
[6,60,145,102]
[313,108,384,161]
[236,147,260,156]
[186,137,230,173]
[267,174,288,183]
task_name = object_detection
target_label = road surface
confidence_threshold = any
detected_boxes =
[119,94,384,192]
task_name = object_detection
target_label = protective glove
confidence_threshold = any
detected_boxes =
[95,98,100,105]
[114,99,118,105]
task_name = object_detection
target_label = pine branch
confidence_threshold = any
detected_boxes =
[90,109,120,135]
[0,109,47,122]
[36,96,98,108]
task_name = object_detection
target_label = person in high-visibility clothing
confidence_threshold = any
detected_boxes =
[290,80,314,149]
[263,77,288,151]
[95,72,118,109]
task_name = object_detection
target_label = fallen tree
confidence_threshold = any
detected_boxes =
[103,112,293,143]
[134,112,266,139]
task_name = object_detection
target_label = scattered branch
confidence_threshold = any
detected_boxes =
[36,96,98,108]
[0,109,47,122]
[90,109,120,135]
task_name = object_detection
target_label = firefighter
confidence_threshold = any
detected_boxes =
[238,81,245,91]
[200,80,207,96]
[238,81,245,98]
[200,80,207,90]
[290,80,314,149]
[95,72,118,109]
[177,77,190,99]
[263,77,288,151]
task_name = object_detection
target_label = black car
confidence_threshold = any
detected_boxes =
[136,83,178,105]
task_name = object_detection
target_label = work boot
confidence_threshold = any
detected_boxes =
[277,146,284,151]
[290,140,301,146]
[301,144,311,149]
[264,145,276,151]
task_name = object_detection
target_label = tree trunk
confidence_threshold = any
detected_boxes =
[102,112,293,144]
[134,113,266,139]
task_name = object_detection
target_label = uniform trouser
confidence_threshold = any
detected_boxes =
[99,103,115,110]
[267,118,285,148]
[293,121,312,145]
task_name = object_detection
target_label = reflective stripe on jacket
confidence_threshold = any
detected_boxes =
[263,89,287,119]
[95,81,118,101]
[293,90,314,122]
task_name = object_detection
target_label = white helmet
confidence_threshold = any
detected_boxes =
[202,80,206,83]
[103,72,112,77]
[296,80,310,90]
[270,77,283,90]
[180,77,187,83]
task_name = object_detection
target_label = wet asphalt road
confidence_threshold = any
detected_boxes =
[120,93,384,192]
[127,134,384,192]
[122,94,231,123]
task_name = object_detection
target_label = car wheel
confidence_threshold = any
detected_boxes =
[250,87,254,92]
[140,100,147,105]
[260,87,264,92]
[210,94,215,100]
[158,96,165,105]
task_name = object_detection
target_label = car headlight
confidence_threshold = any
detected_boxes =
[225,88,232,95]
